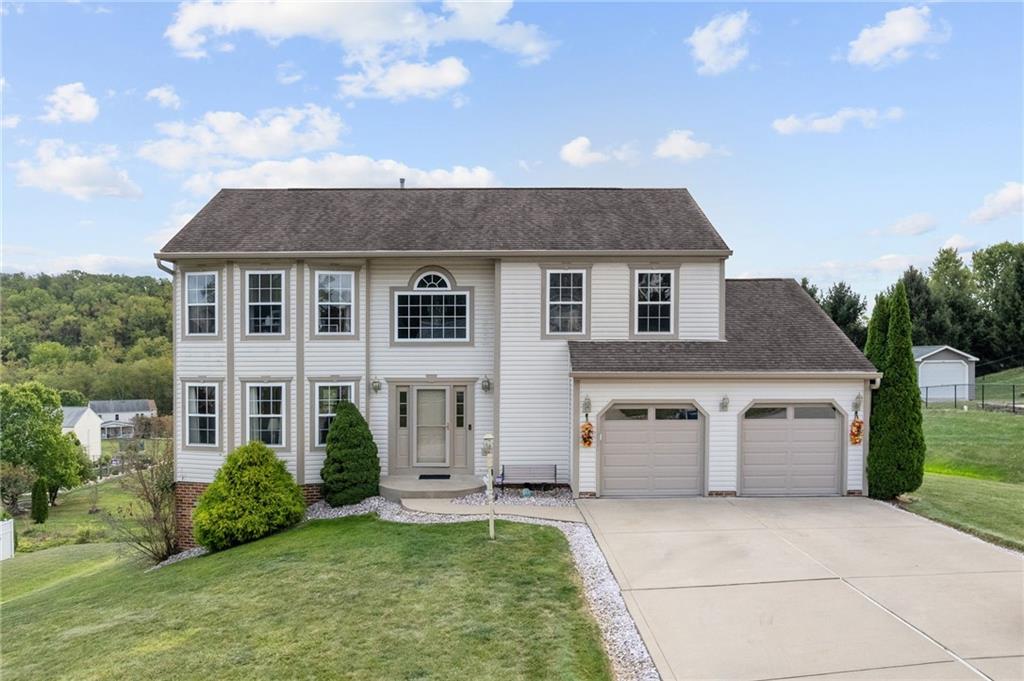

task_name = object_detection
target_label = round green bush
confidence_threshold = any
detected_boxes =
[192,441,305,551]
[321,400,380,507]
[30,479,49,524]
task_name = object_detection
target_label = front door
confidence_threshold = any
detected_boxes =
[414,387,449,466]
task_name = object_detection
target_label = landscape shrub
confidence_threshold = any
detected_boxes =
[868,282,927,499]
[321,401,380,507]
[104,441,179,562]
[30,479,49,524]
[193,442,305,551]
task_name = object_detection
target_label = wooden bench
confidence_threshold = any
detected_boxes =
[496,464,558,491]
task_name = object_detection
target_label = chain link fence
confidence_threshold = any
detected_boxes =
[921,383,1019,413]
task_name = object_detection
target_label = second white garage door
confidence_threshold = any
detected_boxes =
[600,405,702,496]
[741,404,842,496]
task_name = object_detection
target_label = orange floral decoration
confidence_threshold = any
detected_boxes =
[580,420,594,448]
[849,417,864,445]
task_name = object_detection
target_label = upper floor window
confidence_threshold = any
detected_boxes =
[395,270,469,342]
[635,270,674,334]
[186,384,218,447]
[546,269,586,335]
[247,271,284,335]
[185,272,217,336]
[316,271,354,335]
[314,382,354,446]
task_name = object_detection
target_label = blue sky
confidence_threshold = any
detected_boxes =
[2,1,1022,299]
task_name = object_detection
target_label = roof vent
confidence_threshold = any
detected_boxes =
[399,177,405,189]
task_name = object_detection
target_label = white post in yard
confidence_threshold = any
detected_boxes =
[483,433,495,540]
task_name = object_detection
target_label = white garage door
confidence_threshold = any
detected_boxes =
[918,360,968,402]
[741,404,841,496]
[600,405,702,497]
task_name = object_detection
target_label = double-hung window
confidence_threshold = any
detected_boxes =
[546,269,586,335]
[248,384,285,446]
[247,271,284,335]
[395,271,469,341]
[185,272,217,336]
[635,270,674,334]
[315,382,354,446]
[315,271,354,335]
[186,384,217,446]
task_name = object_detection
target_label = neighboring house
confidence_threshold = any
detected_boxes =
[156,188,879,546]
[89,399,158,440]
[913,345,978,402]
[61,406,103,461]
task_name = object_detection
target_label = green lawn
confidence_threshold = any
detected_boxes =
[1,516,611,681]
[900,408,1024,550]
[13,477,137,553]
[978,366,1024,384]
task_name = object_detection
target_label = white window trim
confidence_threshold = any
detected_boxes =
[185,382,218,448]
[393,288,470,343]
[245,269,286,337]
[247,382,287,448]
[313,381,356,447]
[634,269,675,336]
[545,268,588,336]
[414,271,452,289]
[185,271,218,337]
[313,270,355,336]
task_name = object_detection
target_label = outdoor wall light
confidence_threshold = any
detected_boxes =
[371,376,383,393]
[481,375,493,393]
[852,393,863,412]
[581,395,592,416]
[719,395,730,412]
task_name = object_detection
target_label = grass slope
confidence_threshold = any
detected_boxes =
[902,408,1024,550]
[1,516,611,681]
[978,366,1024,384]
[14,478,136,552]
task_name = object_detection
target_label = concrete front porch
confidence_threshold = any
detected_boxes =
[379,474,485,502]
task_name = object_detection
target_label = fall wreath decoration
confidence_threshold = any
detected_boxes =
[849,416,864,445]
[580,420,594,448]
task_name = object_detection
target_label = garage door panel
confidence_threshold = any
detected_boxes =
[742,404,841,496]
[601,405,703,497]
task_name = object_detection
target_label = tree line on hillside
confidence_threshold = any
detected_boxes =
[801,241,1024,375]
[1,271,172,413]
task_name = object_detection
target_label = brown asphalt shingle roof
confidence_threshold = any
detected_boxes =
[159,188,730,255]
[569,279,878,374]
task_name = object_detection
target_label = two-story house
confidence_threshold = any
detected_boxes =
[157,188,879,547]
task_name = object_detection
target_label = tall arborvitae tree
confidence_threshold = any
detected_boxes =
[868,282,926,499]
[864,293,890,372]
[321,401,380,507]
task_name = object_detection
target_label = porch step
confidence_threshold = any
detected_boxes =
[379,474,485,502]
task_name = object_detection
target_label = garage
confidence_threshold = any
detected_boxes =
[740,404,842,496]
[600,405,703,496]
[914,345,977,403]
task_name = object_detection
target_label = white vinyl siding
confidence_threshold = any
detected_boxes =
[679,260,722,340]
[500,262,572,484]
[577,379,865,494]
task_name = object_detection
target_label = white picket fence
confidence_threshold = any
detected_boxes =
[0,519,14,560]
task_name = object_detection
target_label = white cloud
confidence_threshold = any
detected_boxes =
[216,42,235,53]
[145,85,182,110]
[868,253,921,272]
[653,130,716,162]
[1,114,20,129]
[276,61,304,85]
[772,107,903,134]
[943,234,977,252]
[40,82,99,123]
[0,77,6,92]
[165,1,553,100]
[686,10,751,76]
[138,104,345,170]
[559,136,609,167]
[339,57,470,100]
[38,254,154,275]
[182,153,498,195]
[517,159,541,172]
[13,139,142,200]
[880,213,937,236]
[847,6,950,68]
[968,181,1024,224]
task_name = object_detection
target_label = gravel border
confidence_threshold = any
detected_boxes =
[157,497,659,680]
[451,487,576,507]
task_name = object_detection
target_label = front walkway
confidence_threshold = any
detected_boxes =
[400,498,584,522]
[579,497,1023,681]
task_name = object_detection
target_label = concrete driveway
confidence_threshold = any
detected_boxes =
[578,497,1023,681]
